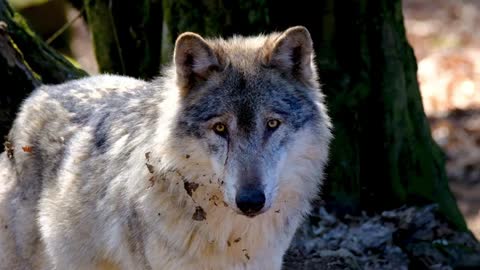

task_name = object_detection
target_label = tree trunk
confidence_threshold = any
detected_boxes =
[83,0,163,79]
[162,0,466,230]
[0,0,86,138]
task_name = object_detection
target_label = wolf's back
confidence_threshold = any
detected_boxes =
[8,74,147,178]
[0,75,147,269]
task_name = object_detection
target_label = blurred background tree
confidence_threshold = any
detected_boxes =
[0,0,470,231]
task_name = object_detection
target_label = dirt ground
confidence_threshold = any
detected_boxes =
[403,0,480,239]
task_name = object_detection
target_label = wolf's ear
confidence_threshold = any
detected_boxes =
[174,32,220,95]
[264,26,316,85]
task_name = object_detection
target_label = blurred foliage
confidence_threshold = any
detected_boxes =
[7,0,48,10]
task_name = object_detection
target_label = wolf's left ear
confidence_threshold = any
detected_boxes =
[174,32,221,95]
[264,26,316,85]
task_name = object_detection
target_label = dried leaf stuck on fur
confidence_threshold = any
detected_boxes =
[209,195,219,206]
[184,181,199,197]
[242,249,250,260]
[145,163,154,174]
[145,152,151,161]
[148,176,155,187]
[209,195,219,201]
[3,137,14,159]
[22,146,33,153]
[192,206,206,221]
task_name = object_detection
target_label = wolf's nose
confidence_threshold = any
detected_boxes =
[235,188,265,216]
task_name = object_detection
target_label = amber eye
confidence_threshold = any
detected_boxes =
[213,123,227,137]
[267,119,280,130]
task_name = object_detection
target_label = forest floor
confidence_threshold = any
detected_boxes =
[285,204,480,270]
[403,0,480,240]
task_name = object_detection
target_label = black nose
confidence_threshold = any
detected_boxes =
[235,188,265,216]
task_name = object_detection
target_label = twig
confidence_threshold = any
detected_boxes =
[46,6,86,45]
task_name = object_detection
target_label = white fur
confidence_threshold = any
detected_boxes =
[0,28,332,270]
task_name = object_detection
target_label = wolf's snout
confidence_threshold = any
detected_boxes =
[235,187,265,217]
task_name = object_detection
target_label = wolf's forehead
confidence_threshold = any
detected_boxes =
[209,35,275,72]
[218,69,276,104]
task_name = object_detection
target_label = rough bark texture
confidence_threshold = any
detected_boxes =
[161,0,269,58]
[0,0,86,138]
[83,0,163,79]
[162,0,466,230]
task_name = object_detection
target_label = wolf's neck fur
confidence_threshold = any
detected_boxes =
[132,161,303,266]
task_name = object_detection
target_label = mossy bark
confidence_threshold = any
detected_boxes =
[161,0,270,63]
[83,0,163,79]
[0,0,86,138]
[162,0,466,230]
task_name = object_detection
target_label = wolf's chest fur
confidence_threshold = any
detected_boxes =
[99,143,304,268]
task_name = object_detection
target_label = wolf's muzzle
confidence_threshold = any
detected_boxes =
[235,187,265,217]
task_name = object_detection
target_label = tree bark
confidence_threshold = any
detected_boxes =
[83,0,163,79]
[162,0,466,230]
[0,0,86,138]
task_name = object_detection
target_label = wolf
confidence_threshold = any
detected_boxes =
[0,26,332,270]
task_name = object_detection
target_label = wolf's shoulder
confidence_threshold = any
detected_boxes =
[37,74,148,101]
[22,74,152,122]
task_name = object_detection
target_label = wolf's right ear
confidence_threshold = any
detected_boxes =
[174,33,220,95]
[263,26,316,86]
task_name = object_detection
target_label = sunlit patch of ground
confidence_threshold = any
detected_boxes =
[404,0,480,239]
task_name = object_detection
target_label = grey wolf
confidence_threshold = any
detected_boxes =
[0,26,332,270]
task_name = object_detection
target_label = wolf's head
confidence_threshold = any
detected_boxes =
[169,26,332,217]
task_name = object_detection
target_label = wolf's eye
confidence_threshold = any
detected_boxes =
[267,119,281,130]
[213,123,227,137]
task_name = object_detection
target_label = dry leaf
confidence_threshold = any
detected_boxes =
[192,206,206,221]
[184,181,199,197]
[145,163,154,174]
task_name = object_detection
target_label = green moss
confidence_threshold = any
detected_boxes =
[11,11,36,37]
[8,0,50,10]
[1,0,86,82]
